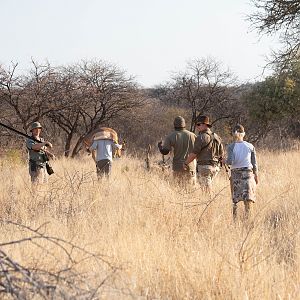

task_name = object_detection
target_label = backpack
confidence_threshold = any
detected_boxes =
[201,132,224,161]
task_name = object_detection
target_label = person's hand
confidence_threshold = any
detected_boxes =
[254,174,258,185]
[45,141,53,148]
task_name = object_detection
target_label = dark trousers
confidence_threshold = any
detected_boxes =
[96,159,112,177]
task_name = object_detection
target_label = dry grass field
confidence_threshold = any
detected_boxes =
[0,150,300,299]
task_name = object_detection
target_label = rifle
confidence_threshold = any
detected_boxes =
[0,122,42,143]
[0,121,55,174]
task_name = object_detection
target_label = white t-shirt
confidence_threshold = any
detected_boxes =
[90,139,121,162]
[227,141,255,170]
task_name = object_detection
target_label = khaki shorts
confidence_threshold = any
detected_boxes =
[197,165,220,189]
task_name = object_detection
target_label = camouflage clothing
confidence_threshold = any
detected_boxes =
[230,169,256,203]
[197,165,220,190]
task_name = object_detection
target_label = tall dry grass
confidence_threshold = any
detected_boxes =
[0,150,300,299]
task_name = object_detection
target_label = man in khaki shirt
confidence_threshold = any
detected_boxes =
[158,116,197,186]
[185,115,224,193]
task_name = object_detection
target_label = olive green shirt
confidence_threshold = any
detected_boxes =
[26,137,47,167]
[163,129,196,171]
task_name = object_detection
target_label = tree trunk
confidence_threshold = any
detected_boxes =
[71,135,85,158]
[64,133,73,157]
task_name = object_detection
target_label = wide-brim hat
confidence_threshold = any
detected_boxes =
[30,121,42,131]
[196,115,212,127]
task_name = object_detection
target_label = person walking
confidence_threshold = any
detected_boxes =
[158,116,197,186]
[26,122,54,184]
[184,115,224,193]
[89,128,122,178]
[225,124,258,220]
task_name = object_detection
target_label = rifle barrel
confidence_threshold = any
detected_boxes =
[0,122,41,143]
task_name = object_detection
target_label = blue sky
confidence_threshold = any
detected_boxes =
[1,0,279,87]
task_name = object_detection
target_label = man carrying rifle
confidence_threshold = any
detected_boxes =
[26,122,54,184]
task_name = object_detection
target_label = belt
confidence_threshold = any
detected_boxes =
[197,160,219,166]
[232,167,252,171]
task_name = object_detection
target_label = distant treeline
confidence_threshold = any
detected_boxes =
[0,58,299,157]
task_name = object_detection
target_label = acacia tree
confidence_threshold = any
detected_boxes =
[48,60,143,157]
[249,0,300,66]
[45,65,86,156]
[166,57,237,132]
[0,60,61,133]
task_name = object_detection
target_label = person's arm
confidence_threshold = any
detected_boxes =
[91,150,96,163]
[251,146,258,184]
[220,139,225,159]
[27,139,52,151]
[184,153,197,165]
[225,143,235,166]
[158,141,170,155]
[184,134,206,167]
[89,141,98,163]
[112,142,122,150]
[158,136,171,155]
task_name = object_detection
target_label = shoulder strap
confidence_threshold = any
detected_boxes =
[199,132,213,152]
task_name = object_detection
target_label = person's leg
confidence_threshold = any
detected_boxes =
[189,170,197,187]
[244,200,253,219]
[96,159,111,178]
[233,202,238,221]
[103,160,112,176]
[182,170,197,191]
[210,165,220,182]
[30,166,47,185]
[173,171,185,188]
[198,166,213,194]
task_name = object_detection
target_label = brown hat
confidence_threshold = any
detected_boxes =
[196,115,212,127]
[174,116,186,128]
[233,124,245,133]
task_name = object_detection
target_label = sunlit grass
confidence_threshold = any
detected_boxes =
[0,150,299,298]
